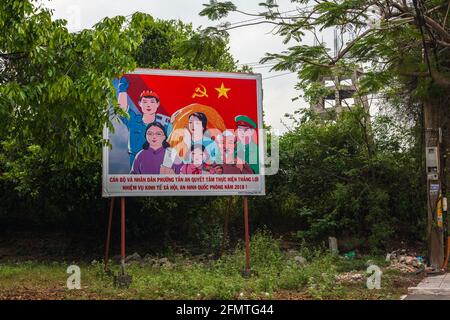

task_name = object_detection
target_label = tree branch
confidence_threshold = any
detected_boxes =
[423,15,450,43]
[332,28,373,64]
[223,20,289,31]
[0,52,27,60]
[436,39,450,48]
[443,1,450,28]
[431,68,450,89]
[400,69,450,89]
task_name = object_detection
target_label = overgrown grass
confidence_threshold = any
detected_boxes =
[96,231,340,299]
[0,231,421,300]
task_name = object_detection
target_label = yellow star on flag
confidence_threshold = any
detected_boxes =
[215,82,231,99]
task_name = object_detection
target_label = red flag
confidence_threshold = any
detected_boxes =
[124,71,259,130]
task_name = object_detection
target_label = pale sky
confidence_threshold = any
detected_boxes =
[44,0,323,133]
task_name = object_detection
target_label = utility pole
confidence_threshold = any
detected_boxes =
[424,98,445,270]
[413,0,445,270]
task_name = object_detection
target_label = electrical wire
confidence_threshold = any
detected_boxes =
[262,72,296,80]
[226,6,315,28]
[249,64,278,69]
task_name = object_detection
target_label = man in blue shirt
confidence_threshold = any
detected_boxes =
[116,77,170,166]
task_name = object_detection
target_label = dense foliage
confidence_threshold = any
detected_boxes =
[0,0,429,254]
[201,0,450,101]
[0,0,240,250]
[254,109,425,251]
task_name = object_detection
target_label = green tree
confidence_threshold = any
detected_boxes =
[0,1,242,252]
[0,1,156,167]
[254,108,424,251]
[200,0,450,96]
[133,19,237,72]
[200,0,450,254]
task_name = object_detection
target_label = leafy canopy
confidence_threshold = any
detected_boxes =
[0,0,239,173]
[0,0,155,167]
[200,0,450,105]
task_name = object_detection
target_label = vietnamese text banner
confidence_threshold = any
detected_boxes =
[102,69,265,197]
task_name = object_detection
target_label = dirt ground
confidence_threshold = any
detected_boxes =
[0,232,425,300]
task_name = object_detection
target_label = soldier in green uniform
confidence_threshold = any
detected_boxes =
[235,115,259,174]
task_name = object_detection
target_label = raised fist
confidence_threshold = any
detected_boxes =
[118,77,129,93]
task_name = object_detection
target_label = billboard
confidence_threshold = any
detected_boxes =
[102,69,265,197]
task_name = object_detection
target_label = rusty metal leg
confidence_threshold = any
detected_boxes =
[243,196,251,277]
[115,197,132,288]
[104,197,114,272]
[121,196,126,274]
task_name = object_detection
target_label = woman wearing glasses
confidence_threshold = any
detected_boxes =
[130,122,181,174]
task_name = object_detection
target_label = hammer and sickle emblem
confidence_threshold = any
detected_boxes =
[192,84,208,98]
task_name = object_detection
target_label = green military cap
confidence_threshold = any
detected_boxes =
[235,115,257,129]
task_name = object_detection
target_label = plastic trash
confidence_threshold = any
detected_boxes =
[344,251,356,260]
